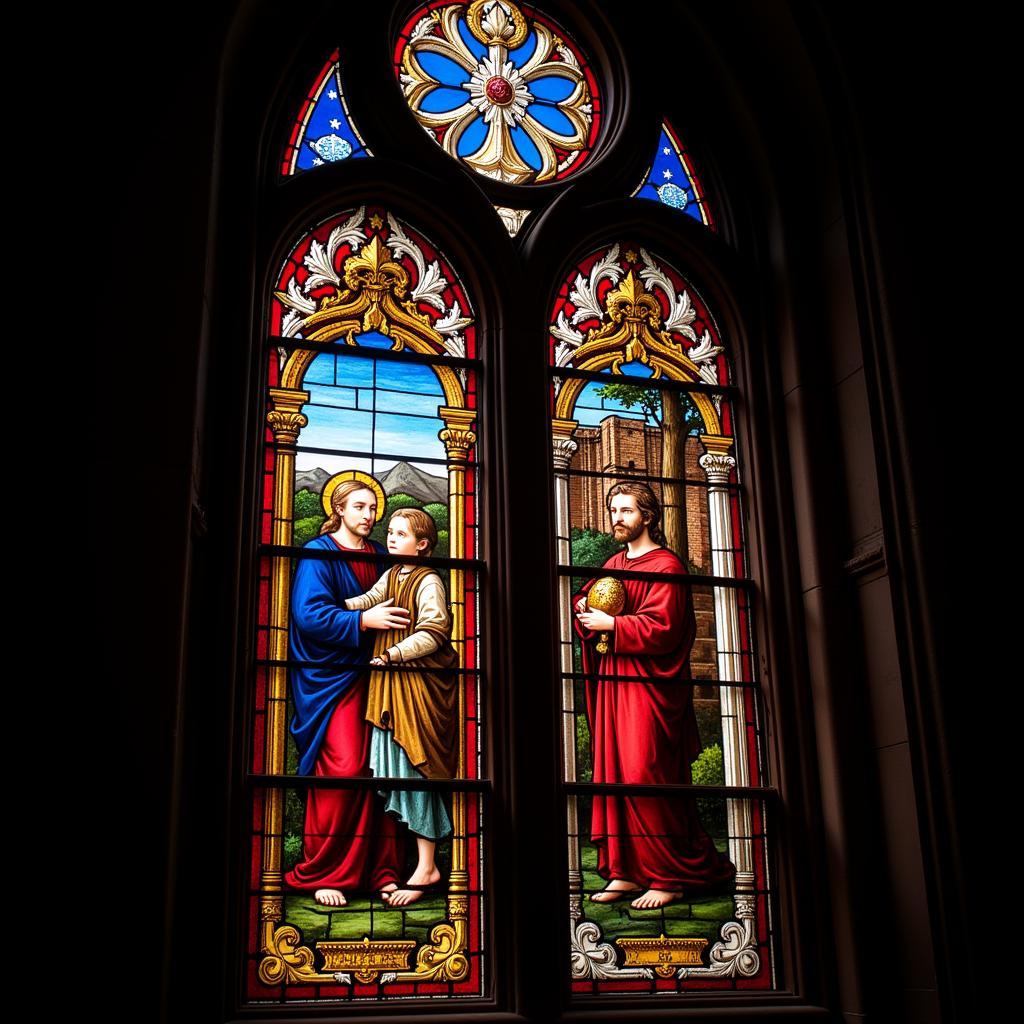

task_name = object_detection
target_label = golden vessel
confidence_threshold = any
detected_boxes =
[587,576,626,654]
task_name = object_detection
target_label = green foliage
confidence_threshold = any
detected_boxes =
[283,715,305,866]
[593,383,703,433]
[283,833,303,870]
[576,710,592,782]
[434,529,450,559]
[293,515,325,547]
[293,488,322,521]
[594,382,662,423]
[571,527,621,568]
[423,502,449,532]
[692,741,727,839]
[691,742,725,786]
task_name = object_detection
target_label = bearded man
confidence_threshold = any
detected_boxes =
[285,475,411,906]
[574,481,735,909]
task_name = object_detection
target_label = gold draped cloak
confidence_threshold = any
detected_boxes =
[348,565,459,780]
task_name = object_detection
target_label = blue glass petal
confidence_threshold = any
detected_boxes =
[419,86,471,114]
[508,30,537,67]
[418,51,471,86]
[526,102,575,137]
[457,114,488,157]
[457,16,488,60]
[527,74,576,103]
[509,125,542,170]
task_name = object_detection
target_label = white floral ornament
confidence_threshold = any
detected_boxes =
[276,209,473,364]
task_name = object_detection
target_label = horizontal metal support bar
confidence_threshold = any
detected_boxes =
[267,334,482,371]
[248,773,491,792]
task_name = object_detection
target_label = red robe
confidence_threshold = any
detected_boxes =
[574,547,735,892]
[284,545,403,893]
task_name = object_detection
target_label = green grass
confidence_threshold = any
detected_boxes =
[284,892,448,947]
[579,842,735,944]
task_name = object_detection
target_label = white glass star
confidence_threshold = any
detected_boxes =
[329,118,341,129]
[327,89,337,100]
[313,157,324,166]
[662,169,673,180]
[663,146,671,155]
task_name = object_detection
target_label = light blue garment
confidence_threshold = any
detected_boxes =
[370,726,453,841]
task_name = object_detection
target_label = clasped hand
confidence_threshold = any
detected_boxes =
[575,596,616,631]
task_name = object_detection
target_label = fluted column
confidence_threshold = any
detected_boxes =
[699,434,753,892]
[438,405,477,914]
[552,417,583,918]
[261,387,309,944]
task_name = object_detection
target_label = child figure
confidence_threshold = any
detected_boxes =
[344,508,458,906]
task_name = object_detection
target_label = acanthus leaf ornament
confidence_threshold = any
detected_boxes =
[571,920,654,980]
[551,243,728,446]
[274,210,474,387]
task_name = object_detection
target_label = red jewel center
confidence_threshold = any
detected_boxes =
[485,76,515,105]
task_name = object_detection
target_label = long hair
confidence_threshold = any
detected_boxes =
[319,480,378,536]
[391,507,438,555]
[606,480,666,546]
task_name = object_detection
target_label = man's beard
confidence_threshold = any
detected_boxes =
[612,520,646,544]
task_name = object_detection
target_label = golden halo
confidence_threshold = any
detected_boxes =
[321,471,387,522]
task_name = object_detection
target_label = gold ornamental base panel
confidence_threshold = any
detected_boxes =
[616,934,708,977]
[317,937,417,983]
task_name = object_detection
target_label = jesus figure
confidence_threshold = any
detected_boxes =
[574,481,736,909]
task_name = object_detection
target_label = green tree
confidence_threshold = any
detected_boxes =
[423,502,449,532]
[293,488,321,521]
[691,741,727,838]
[293,515,325,546]
[571,526,621,568]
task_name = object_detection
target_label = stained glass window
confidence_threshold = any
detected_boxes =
[395,1,601,184]
[247,4,786,1011]
[249,207,486,1000]
[549,244,774,993]
[633,121,715,229]
[281,50,371,176]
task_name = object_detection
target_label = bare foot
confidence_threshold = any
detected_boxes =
[314,888,347,907]
[590,879,642,903]
[386,867,441,907]
[379,882,398,904]
[630,888,684,909]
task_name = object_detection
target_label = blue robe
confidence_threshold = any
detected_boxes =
[289,535,385,776]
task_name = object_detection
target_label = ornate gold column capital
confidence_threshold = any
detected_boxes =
[438,406,476,462]
[699,434,736,483]
[267,387,311,444]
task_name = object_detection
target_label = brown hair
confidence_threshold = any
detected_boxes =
[605,481,666,546]
[319,480,378,536]
[390,508,438,555]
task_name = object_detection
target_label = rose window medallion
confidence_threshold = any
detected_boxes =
[397,0,600,184]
